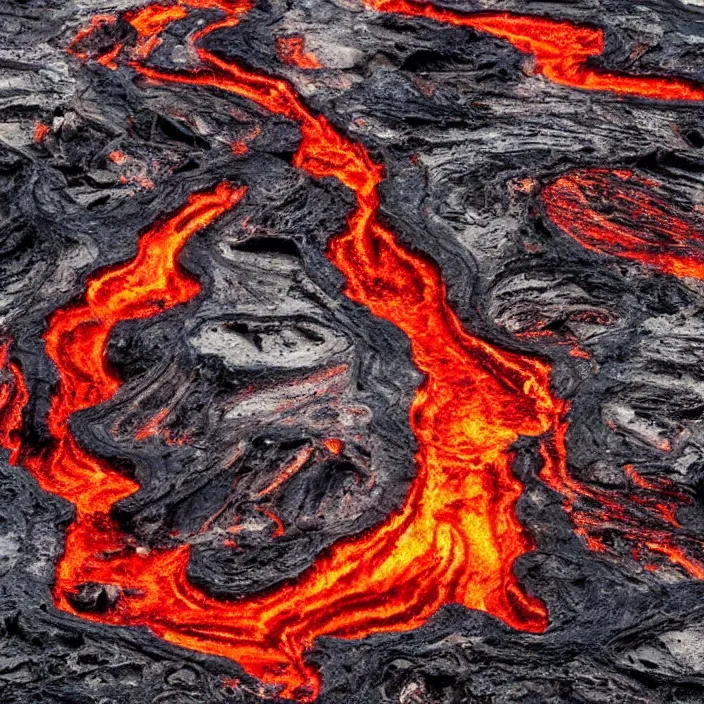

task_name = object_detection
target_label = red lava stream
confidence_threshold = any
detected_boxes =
[541,168,704,572]
[2,0,704,700]
[543,168,704,280]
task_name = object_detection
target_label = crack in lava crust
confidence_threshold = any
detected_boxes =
[5,0,704,701]
[543,168,704,280]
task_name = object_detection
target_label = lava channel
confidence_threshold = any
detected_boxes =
[361,0,704,101]
[3,1,704,701]
[543,167,704,280]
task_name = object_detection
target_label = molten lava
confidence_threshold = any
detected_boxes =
[0,342,28,465]
[276,36,322,69]
[362,0,704,100]
[5,0,704,701]
[33,121,51,145]
[543,168,704,279]
[540,168,704,574]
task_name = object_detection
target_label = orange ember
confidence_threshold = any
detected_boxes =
[108,150,128,164]
[255,445,315,498]
[135,407,170,440]
[96,42,123,69]
[33,121,51,144]
[257,506,286,537]
[322,437,344,454]
[4,1,704,701]
[276,36,322,69]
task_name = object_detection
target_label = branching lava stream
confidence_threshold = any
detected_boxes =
[3,0,704,700]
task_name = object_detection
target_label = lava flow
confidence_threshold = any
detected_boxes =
[276,36,321,69]
[541,168,704,573]
[543,168,704,280]
[361,0,704,101]
[5,0,704,701]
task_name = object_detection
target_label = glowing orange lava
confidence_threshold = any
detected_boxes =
[363,0,704,100]
[540,169,704,573]
[543,168,704,279]
[126,4,188,58]
[0,342,28,465]
[322,437,344,455]
[33,121,51,145]
[108,150,128,164]
[276,36,322,69]
[6,1,704,701]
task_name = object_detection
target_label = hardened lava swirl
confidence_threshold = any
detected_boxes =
[3,0,704,701]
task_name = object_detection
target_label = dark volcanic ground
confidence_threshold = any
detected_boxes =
[5,0,704,702]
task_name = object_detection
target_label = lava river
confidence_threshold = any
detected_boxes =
[2,0,704,700]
